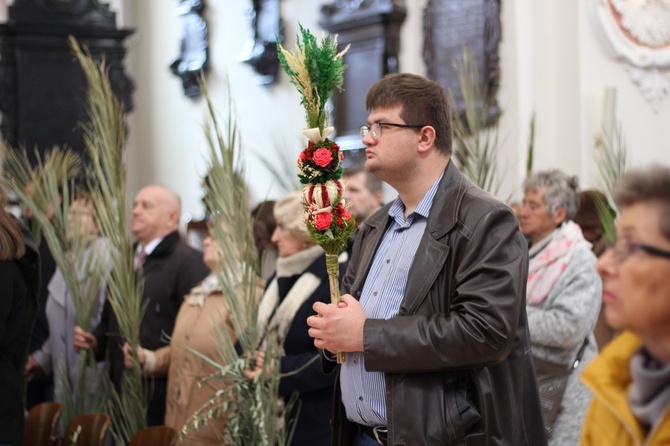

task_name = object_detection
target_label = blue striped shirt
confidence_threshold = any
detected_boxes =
[340,174,443,426]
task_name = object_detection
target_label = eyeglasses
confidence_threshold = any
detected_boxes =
[610,238,670,263]
[360,122,425,139]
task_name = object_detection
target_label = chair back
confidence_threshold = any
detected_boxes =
[61,413,110,446]
[24,402,65,446]
[128,426,178,446]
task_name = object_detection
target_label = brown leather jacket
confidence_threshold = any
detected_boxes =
[331,163,547,446]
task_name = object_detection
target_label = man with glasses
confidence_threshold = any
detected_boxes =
[307,73,546,446]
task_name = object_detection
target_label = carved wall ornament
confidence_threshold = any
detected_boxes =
[319,0,407,148]
[611,0,670,48]
[423,0,502,125]
[238,0,284,87]
[589,0,670,112]
[331,0,370,13]
[170,0,208,99]
[9,0,116,27]
[0,0,134,167]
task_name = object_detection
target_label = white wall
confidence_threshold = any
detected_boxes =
[2,0,669,218]
[579,0,670,173]
[123,0,324,224]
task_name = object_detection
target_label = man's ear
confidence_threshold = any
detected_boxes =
[417,126,436,154]
[168,210,180,229]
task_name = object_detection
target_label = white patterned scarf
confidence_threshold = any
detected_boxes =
[527,221,591,305]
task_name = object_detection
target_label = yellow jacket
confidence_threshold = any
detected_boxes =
[581,332,670,445]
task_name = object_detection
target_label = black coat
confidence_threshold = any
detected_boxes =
[270,253,347,446]
[94,230,209,425]
[0,224,39,446]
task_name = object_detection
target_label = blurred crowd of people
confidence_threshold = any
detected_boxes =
[2,72,669,446]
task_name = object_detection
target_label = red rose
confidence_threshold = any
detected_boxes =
[312,148,333,167]
[340,208,352,221]
[299,150,307,161]
[314,213,333,230]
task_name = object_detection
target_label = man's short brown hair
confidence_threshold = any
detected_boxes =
[365,73,453,155]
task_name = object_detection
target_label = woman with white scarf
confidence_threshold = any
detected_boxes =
[519,170,602,445]
[247,191,347,446]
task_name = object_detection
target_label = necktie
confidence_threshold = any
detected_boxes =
[135,249,147,270]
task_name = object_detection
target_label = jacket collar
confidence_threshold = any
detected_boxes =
[363,160,467,238]
[582,331,640,393]
[583,333,670,443]
[582,332,647,441]
[136,230,181,260]
[425,159,468,238]
[353,161,469,314]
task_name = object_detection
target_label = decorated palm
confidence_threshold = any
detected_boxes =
[277,26,356,363]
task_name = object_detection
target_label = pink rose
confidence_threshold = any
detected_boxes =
[314,213,333,230]
[312,148,333,167]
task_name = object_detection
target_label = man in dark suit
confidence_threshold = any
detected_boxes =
[74,184,209,425]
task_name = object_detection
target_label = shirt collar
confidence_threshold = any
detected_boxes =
[388,172,444,224]
[138,236,164,256]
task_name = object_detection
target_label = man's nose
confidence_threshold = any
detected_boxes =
[362,133,376,146]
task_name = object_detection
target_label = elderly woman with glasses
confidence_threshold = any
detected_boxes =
[519,169,602,444]
[581,164,670,445]
[25,190,112,407]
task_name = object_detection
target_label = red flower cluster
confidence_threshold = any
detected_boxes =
[309,202,353,233]
[314,212,333,230]
[297,138,345,183]
[313,148,332,167]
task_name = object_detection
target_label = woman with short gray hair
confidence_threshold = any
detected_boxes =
[581,164,670,445]
[520,169,602,445]
[522,170,580,221]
